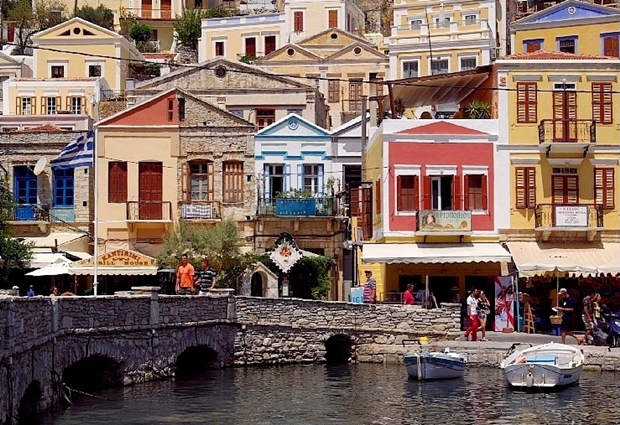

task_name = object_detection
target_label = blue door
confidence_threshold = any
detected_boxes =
[14,166,37,220]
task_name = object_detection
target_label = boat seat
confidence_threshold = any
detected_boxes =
[525,355,557,364]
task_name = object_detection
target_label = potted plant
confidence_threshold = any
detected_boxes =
[464,99,491,119]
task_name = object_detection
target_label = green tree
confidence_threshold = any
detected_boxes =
[129,23,152,43]
[74,5,114,30]
[8,0,67,54]
[173,7,232,50]
[0,176,33,283]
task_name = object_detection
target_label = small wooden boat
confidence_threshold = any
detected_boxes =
[402,339,467,381]
[500,342,584,389]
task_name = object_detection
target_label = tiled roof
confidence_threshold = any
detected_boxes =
[17,124,68,132]
[398,121,489,136]
[502,50,615,60]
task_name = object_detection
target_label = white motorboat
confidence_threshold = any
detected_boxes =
[500,342,584,389]
[403,339,467,380]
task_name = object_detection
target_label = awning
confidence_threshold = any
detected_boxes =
[361,243,512,264]
[29,251,74,269]
[506,242,620,278]
[383,67,491,109]
[26,262,71,276]
[23,232,89,250]
[69,248,158,276]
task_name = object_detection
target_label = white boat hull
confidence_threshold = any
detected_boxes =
[404,351,467,380]
[500,342,584,389]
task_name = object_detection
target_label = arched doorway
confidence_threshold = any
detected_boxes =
[18,380,41,425]
[324,334,354,364]
[250,272,263,297]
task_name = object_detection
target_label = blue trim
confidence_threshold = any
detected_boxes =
[255,151,332,160]
[53,168,74,207]
[522,2,618,24]
[556,35,578,53]
[255,135,331,140]
[14,166,37,204]
[523,39,544,53]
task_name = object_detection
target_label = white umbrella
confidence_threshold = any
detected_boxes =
[26,262,71,277]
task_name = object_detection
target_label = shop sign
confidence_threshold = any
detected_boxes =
[419,210,472,232]
[350,287,364,304]
[554,205,588,227]
[80,249,157,267]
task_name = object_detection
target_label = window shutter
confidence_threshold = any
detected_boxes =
[481,174,488,210]
[422,176,431,210]
[526,167,536,208]
[515,167,526,209]
[452,174,461,210]
[66,96,71,112]
[31,97,36,115]
[56,96,62,111]
[517,83,537,123]
[604,36,619,57]
[108,162,117,203]
[463,174,470,210]
[413,175,419,212]
[350,187,360,216]
[375,179,381,214]
[40,97,45,115]
[119,162,128,203]
[16,97,21,115]
[396,175,402,211]
[595,168,615,209]
[592,83,613,124]
[81,96,86,114]
[182,162,190,201]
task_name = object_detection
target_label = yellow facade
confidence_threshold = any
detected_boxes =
[32,17,143,93]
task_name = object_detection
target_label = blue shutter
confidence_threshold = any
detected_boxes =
[297,164,304,191]
[284,164,291,192]
[317,164,324,195]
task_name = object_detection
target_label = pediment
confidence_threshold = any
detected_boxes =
[513,0,620,26]
[259,44,321,62]
[326,42,388,61]
[397,121,489,136]
[256,113,330,138]
[0,52,20,66]
[298,27,372,47]
[33,17,121,41]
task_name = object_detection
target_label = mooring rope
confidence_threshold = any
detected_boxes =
[62,383,111,401]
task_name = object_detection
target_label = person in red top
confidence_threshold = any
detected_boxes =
[403,284,415,305]
[176,254,195,295]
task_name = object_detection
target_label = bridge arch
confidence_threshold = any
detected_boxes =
[176,345,220,376]
[17,380,41,425]
[324,334,354,364]
[62,355,124,395]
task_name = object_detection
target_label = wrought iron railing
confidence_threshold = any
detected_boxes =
[124,8,174,19]
[538,119,596,144]
[535,204,603,228]
[179,200,221,220]
[257,196,340,217]
[126,201,172,221]
[11,204,50,221]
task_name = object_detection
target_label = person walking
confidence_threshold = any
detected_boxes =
[477,291,491,341]
[176,254,195,295]
[26,285,35,297]
[196,258,217,296]
[558,288,581,345]
[464,288,480,341]
[363,270,376,304]
[403,284,415,305]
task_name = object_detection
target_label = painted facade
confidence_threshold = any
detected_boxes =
[31,17,143,93]
[255,28,389,128]
[511,1,620,56]
[130,57,328,129]
[0,53,31,115]
[389,0,506,79]
[198,0,365,62]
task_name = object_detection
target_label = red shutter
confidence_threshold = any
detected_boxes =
[413,175,419,211]
[396,175,402,211]
[294,12,303,32]
[604,36,619,57]
[517,83,537,123]
[422,176,431,210]
[481,174,488,210]
[350,187,360,216]
[328,10,338,28]
[526,42,541,52]
[119,162,128,203]
[463,175,470,211]
[452,174,461,210]
[515,167,527,209]
[375,179,381,215]
[526,167,536,208]
[592,83,613,124]
[595,168,615,209]
[108,162,118,203]
[245,37,256,57]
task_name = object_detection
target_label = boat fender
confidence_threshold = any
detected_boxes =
[526,372,534,387]
[517,357,526,364]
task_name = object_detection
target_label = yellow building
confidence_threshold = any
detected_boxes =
[496,49,620,284]
[389,0,505,80]
[31,17,143,93]
[510,0,620,56]
[256,28,389,128]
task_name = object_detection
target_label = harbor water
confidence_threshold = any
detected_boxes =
[41,364,620,425]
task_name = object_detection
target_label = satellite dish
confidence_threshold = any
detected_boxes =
[33,157,47,176]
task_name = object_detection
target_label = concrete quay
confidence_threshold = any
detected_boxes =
[358,331,620,371]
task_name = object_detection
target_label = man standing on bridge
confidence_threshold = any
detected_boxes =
[176,254,195,295]
[196,258,217,296]
[363,270,376,304]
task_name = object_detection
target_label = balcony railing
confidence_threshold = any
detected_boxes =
[126,201,172,221]
[124,8,174,19]
[179,200,221,220]
[535,204,603,229]
[257,196,340,217]
[538,120,596,144]
[11,204,50,221]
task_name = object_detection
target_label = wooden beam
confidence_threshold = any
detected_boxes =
[388,83,396,118]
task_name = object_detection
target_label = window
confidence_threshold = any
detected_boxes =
[228,109,243,118]
[53,168,74,207]
[14,165,37,204]
[245,37,256,57]
[349,80,362,112]
[88,64,101,77]
[328,79,340,102]
[558,37,576,54]
[328,10,338,28]
[223,161,244,203]
[595,168,614,209]
[294,11,304,32]
[215,41,225,56]
[265,164,285,198]
[592,83,613,124]
[43,96,60,114]
[108,161,128,203]
[425,175,458,210]
[552,175,578,205]
[460,58,476,71]
[463,14,477,25]
[431,59,449,75]
[516,82,537,123]
[51,65,64,78]
[397,175,418,212]
[256,109,275,129]
[189,161,214,201]
[515,167,535,209]
[410,19,423,29]
[69,96,84,114]
[167,98,174,121]
[370,73,383,97]
[375,178,381,214]
[303,164,323,194]
[152,29,158,40]
[434,16,450,27]
[403,61,418,78]
[287,108,303,116]
[524,39,542,53]
[264,35,276,55]
[16,97,35,115]
[603,36,619,57]
[464,174,487,210]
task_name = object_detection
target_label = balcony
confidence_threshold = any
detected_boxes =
[538,120,596,157]
[11,204,50,221]
[535,204,604,241]
[179,201,221,220]
[257,196,340,217]
[124,8,174,19]
[126,201,173,223]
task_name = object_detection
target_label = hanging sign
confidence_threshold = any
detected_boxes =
[270,232,303,274]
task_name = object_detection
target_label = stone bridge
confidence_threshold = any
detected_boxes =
[0,293,460,425]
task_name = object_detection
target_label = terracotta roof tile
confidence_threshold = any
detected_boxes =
[17,124,68,133]
[502,50,615,60]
